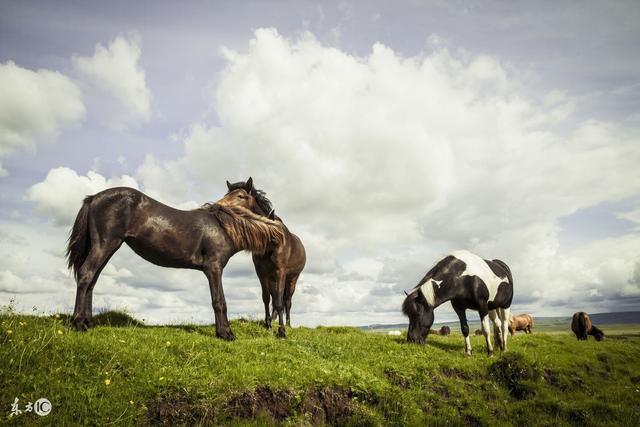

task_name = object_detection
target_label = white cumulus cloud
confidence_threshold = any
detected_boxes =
[0,61,85,175]
[73,35,151,129]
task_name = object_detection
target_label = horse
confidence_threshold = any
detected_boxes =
[571,312,605,341]
[220,178,306,337]
[508,314,534,335]
[402,250,513,356]
[66,187,284,340]
[429,325,451,336]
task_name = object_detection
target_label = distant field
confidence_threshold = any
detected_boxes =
[2,311,640,425]
[365,312,640,336]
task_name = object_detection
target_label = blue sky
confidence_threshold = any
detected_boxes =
[1,1,639,326]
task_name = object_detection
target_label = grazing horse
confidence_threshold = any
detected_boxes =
[439,325,451,336]
[220,178,306,336]
[402,250,513,356]
[571,312,605,341]
[508,314,534,335]
[66,187,284,340]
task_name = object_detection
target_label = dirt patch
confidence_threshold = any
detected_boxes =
[224,385,296,422]
[147,392,203,425]
[384,367,410,389]
[302,387,354,425]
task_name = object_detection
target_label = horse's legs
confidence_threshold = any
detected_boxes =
[284,274,299,327]
[452,301,471,356]
[499,307,510,351]
[489,310,503,350]
[71,239,121,331]
[204,265,235,341]
[480,311,494,356]
[258,274,271,329]
[270,268,287,338]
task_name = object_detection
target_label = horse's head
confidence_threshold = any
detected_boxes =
[402,289,434,344]
[591,325,605,341]
[226,177,253,194]
[224,177,274,217]
[215,189,257,212]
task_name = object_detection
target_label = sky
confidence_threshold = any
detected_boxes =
[0,0,639,327]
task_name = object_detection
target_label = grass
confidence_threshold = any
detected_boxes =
[1,311,640,426]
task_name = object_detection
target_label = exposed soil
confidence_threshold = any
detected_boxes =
[147,392,204,426]
[224,385,296,422]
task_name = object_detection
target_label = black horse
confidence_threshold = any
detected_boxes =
[223,178,306,336]
[66,187,284,340]
[402,250,513,356]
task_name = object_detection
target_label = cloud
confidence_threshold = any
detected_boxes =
[27,167,138,226]
[172,28,639,320]
[0,61,85,174]
[13,28,640,326]
[73,35,151,129]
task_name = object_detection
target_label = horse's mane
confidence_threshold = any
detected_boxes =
[199,203,284,254]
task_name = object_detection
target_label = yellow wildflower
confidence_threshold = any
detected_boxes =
[104,379,111,385]
[165,341,171,347]
[129,401,134,405]
[6,330,12,334]
[57,330,63,335]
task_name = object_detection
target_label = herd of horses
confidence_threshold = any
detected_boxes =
[65,178,605,355]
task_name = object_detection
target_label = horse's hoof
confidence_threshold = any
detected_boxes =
[487,351,494,357]
[71,318,89,332]
[276,328,286,339]
[464,351,472,357]
[217,330,236,341]
[264,321,271,330]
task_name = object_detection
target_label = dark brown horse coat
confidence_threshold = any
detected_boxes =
[66,187,283,340]
[221,178,306,335]
[508,314,534,335]
[571,312,605,341]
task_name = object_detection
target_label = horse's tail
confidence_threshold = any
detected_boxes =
[492,259,513,285]
[577,312,586,338]
[66,195,94,282]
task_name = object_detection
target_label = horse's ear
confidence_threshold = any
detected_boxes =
[226,180,232,190]
[268,209,276,220]
[404,290,408,296]
[245,177,253,192]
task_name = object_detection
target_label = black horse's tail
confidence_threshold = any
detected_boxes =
[66,196,94,282]
[577,312,586,338]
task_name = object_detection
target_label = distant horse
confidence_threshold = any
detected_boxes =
[509,314,534,335]
[429,325,451,336]
[220,178,306,337]
[402,250,513,356]
[66,187,284,340]
[571,312,605,341]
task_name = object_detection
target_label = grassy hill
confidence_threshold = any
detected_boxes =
[1,311,639,426]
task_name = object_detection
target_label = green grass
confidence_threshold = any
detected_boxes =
[1,312,640,426]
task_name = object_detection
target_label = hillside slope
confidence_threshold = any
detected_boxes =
[1,312,639,425]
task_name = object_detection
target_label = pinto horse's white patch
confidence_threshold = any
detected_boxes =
[451,250,509,302]
[419,279,442,307]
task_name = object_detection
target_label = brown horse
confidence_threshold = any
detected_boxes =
[219,178,306,336]
[571,312,605,341]
[66,187,284,340]
[508,314,534,335]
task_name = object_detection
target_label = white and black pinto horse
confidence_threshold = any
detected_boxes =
[402,250,513,356]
